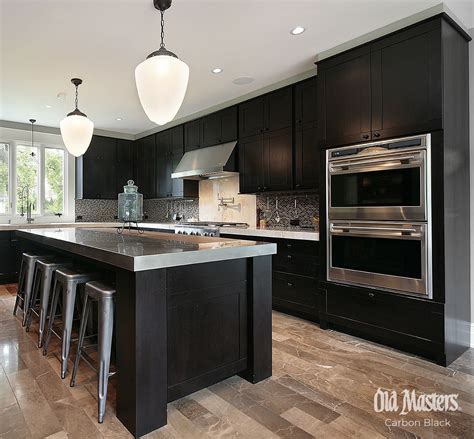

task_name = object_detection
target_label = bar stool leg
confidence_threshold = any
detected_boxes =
[38,274,56,348]
[61,282,78,379]
[25,269,42,331]
[13,260,25,316]
[70,294,91,387]
[97,295,114,423]
[22,263,37,326]
[43,280,61,356]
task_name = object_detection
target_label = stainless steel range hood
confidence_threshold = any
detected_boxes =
[171,141,238,180]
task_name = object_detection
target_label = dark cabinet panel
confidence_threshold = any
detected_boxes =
[265,87,292,132]
[295,76,317,130]
[273,272,318,316]
[157,126,184,157]
[0,232,19,283]
[133,135,156,199]
[116,139,133,194]
[295,126,319,190]
[220,106,238,143]
[184,120,201,152]
[371,24,442,139]
[318,48,372,147]
[239,97,265,138]
[76,135,117,200]
[238,134,265,193]
[264,127,293,192]
[200,112,221,147]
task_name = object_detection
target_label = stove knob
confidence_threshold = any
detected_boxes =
[203,232,208,236]
[209,232,215,237]
[189,232,195,235]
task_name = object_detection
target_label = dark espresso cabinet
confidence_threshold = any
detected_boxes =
[295,76,318,130]
[200,106,237,147]
[239,88,292,139]
[0,232,20,283]
[133,135,156,199]
[318,18,443,147]
[76,135,133,200]
[184,120,201,152]
[239,128,292,193]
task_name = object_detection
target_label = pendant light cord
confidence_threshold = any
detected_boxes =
[160,10,165,48]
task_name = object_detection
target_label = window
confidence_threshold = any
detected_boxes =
[0,140,68,218]
[0,144,9,214]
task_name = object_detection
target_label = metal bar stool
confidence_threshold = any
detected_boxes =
[13,252,49,325]
[70,281,116,423]
[43,267,98,379]
[25,257,72,347]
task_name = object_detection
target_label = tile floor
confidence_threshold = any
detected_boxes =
[0,283,473,438]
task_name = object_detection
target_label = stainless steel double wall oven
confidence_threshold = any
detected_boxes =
[326,134,432,298]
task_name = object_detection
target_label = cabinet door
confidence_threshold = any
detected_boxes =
[295,76,317,130]
[116,139,133,194]
[265,87,292,132]
[82,136,117,199]
[295,126,319,190]
[156,155,173,198]
[0,232,18,282]
[200,112,222,147]
[239,134,265,193]
[239,97,265,138]
[371,22,442,139]
[170,125,184,155]
[133,135,156,199]
[184,120,201,151]
[318,48,372,147]
[220,106,237,143]
[156,130,171,157]
[264,127,293,192]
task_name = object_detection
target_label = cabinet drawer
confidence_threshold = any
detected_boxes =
[325,285,444,342]
[273,252,318,278]
[273,272,318,315]
[276,239,319,257]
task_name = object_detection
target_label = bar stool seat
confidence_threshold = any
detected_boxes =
[70,281,116,423]
[25,257,72,348]
[13,252,49,325]
[43,267,98,379]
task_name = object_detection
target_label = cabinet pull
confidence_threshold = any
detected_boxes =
[362,134,369,140]
[287,282,294,287]
[373,132,380,138]
[287,255,292,260]
[286,243,292,248]
[368,292,375,298]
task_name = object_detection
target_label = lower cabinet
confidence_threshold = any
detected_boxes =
[0,232,20,283]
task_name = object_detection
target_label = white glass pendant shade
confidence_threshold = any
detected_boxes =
[60,114,94,157]
[135,54,189,125]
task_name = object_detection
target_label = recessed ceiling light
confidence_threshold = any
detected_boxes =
[232,76,254,85]
[45,105,52,109]
[116,117,123,121]
[212,68,223,74]
[290,26,305,35]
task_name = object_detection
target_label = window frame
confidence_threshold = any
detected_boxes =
[0,139,69,220]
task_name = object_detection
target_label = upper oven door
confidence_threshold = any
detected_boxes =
[328,221,431,298]
[327,137,429,221]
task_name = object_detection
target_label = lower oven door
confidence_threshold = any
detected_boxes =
[328,221,431,298]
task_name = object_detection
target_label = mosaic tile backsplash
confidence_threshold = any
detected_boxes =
[75,198,199,223]
[256,192,319,229]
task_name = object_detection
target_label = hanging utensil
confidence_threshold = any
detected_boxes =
[290,198,300,226]
[275,197,281,223]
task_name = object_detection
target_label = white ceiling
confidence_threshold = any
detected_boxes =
[1,0,472,136]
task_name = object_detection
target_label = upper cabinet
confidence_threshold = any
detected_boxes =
[133,135,156,199]
[157,125,184,157]
[295,76,318,130]
[239,87,292,139]
[200,106,237,147]
[317,18,443,147]
[76,135,133,200]
[184,120,201,152]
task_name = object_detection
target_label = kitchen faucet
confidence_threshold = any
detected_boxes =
[20,186,34,224]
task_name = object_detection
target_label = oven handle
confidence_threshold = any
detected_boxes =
[330,225,423,238]
[329,154,421,171]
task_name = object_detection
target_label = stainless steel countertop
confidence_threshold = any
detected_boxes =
[16,228,276,272]
[0,222,121,231]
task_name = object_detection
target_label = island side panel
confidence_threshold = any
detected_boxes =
[240,255,273,383]
[115,268,167,438]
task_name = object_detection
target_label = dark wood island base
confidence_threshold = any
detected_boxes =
[116,256,272,437]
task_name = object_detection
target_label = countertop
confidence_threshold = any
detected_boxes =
[16,228,276,272]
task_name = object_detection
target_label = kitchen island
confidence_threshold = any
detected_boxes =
[16,228,276,437]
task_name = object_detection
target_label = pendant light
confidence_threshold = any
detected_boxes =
[60,78,94,157]
[135,0,189,126]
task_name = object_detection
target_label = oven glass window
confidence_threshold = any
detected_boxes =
[332,236,422,279]
[331,168,420,207]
